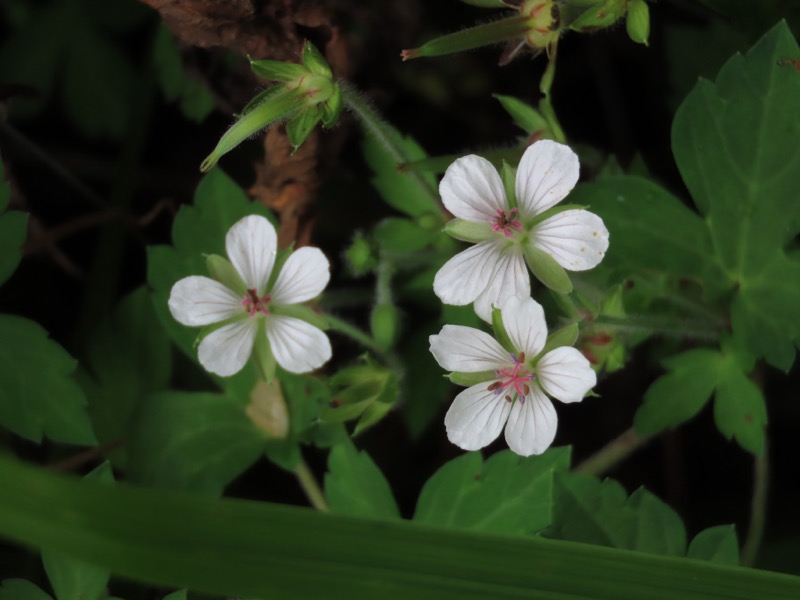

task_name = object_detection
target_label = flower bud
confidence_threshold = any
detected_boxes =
[344,232,378,277]
[626,0,650,46]
[520,0,561,49]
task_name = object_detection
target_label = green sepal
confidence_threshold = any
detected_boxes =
[249,57,306,83]
[448,370,496,386]
[501,161,518,209]
[353,401,393,436]
[253,328,277,383]
[522,242,573,294]
[568,0,626,31]
[493,94,550,136]
[205,254,245,294]
[491,307,517,354]
[302,41,333,78]
[270,304,329,330]
[238,87,279,118]
[540,323,579,357]
[321,397,374,423]
[266,246,294,293]
[286,107,322,153]
[626,0,650,46]
[321,84,343,128]
[443,219,493,243]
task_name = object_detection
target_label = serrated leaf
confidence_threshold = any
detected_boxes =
[0,156,28,287]
[627,488,687,556]
[688,525,741,566]
[0,580,53,600]
[713,360,767,455]
[414,448,570,535]
[126,391,267,494]
[0,315,95,445]
[42,463,112,600]
[672,22,800,369]
[324,439,400,519]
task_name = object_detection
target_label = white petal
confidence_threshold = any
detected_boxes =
[504,387,557,456]
[473,247,530,322]
[168,276,242,326]
[433,240,504,307]
[266,315,331,374]
[515,140,579,218]
[270,247,330,304]
[530,209,609,271]
[225,215,277,294]
[536,346,596,403]
[498,295,547,358]
[444,383,513,451]
[440,155,508,222]
[197,319,257,377]
[429,325,511,373]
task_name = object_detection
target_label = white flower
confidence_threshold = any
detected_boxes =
[429,295,596,456]
[433,140,609,320]
[168,215,332,377]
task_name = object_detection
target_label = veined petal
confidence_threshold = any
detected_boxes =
[433,240,504,307]
[168,276,242,326]
[515,140,579,218]
[530,209,609,271]
[197,319,258,377]
[429,324,510,373]
[270,247,330,304]
[537,346,596,403]
[266,315,331,374]
[226,215,277,294]
[473,246,530,322]
[444,383,513,451]
[440,155,507,222]
[504,387,557,456]
[498,295,548,358]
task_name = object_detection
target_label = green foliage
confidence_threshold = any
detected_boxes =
[0,157,28,288]
[0,580,52,600]
[672,22,800,370]
[0,315,95,445]
[41,463,112,600]
[688,525,741,566]
[324,439,401,519]
[414,448,570,535]
[544,472,687,556]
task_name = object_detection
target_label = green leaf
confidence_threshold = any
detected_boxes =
[126,391,267,494]
[713,358,767,455]
[78,287,172,469]
[414,448,570,535]
[688,525,741,566]
[545,472,686,556]
[0,580,53,600]
[373,218,438,254]
[0,156,28,287]
[493,94,549,135]
[672,22,800,369]
[324,439,400,519]
[0,315,95,445]
[1,456,799,600]
[41,464,112,600]
[161,591,187,600]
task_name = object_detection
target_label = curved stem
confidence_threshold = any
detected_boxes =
[326,314,384,356]
[574,428,651,476]
[592,314,722,341]
[294,457,328,512]
[742,444,769,567]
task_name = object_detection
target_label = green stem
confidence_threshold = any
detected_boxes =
[326,314,384,356]
[294,457,328,512]
[592,314,722,341]
[741,444,769,567]
[574,428,651,476]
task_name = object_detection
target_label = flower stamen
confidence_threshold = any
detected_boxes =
[491,208,523,238]
[241,289,271,317]
[489,351,535,403]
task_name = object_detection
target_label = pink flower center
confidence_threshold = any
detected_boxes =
[491,208,523,238]
[488,352,535,403]
[242,289,271,317]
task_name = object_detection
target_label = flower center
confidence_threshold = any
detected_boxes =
[491,208,523,238]
[488,352,535,403]
[241,289,271,317]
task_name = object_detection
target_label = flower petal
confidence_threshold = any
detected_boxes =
[266,315,331,374]
[168,276,242,326]
[197,319,257,377]
[429,324,510,373]
[504,388,557,456]
[530,209,609,271]
[270,247,330,304]
[498,295,547,358]
[225,215,277,294]
[473,246,530,322]
[536,346,596,403]
[440,155,507,222]
[515,140,579,218]
[444,383,513,451]
[433,240,504,307]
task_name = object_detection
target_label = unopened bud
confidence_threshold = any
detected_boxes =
[626,0,650,46]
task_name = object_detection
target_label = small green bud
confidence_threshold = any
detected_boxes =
[206,254,246,294]
[443,218,493,243]
[344,233,378,276]
[370,303,399,351]
[626,0,650,46]
[520,0,561,49]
